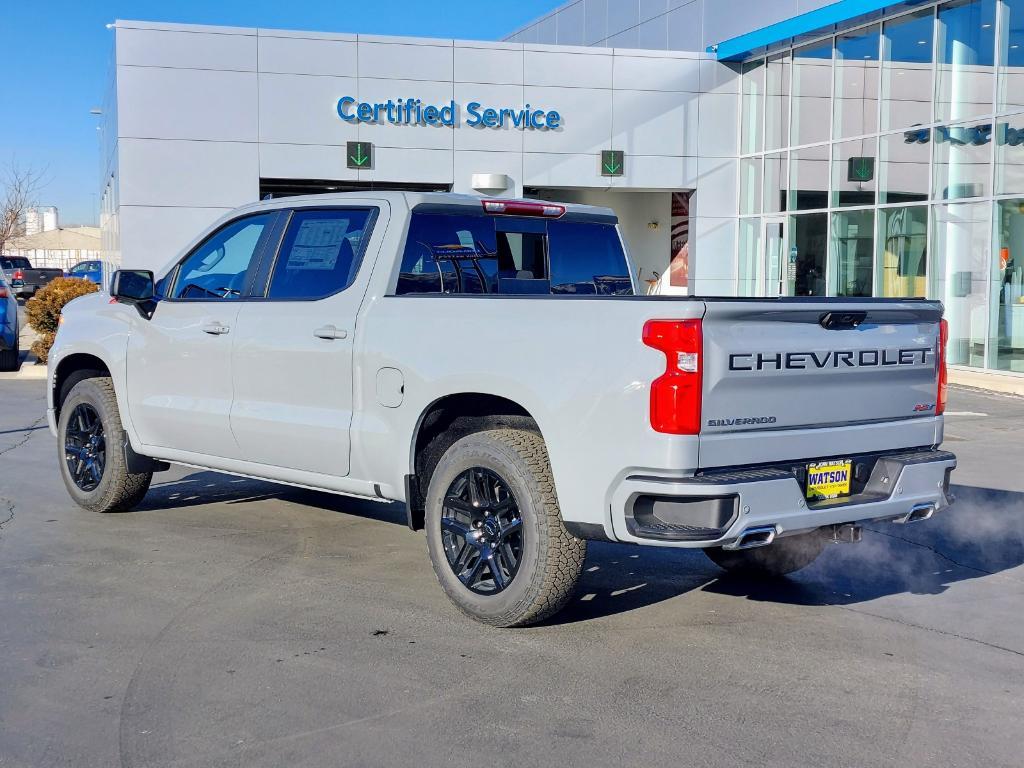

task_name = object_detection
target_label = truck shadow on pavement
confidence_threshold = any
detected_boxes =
[134,474,1024,622]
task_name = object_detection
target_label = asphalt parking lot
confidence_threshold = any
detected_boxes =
[1,378,1022,768]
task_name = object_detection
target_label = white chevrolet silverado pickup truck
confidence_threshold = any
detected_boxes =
[47,192,956,626]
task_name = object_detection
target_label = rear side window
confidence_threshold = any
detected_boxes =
[396,212,633,296]
[268,208,374,300]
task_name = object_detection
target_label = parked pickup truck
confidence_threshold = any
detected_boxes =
[0,256,63,299]
[46,192,956,626]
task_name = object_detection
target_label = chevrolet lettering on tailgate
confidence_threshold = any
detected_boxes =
[729,347,933,371]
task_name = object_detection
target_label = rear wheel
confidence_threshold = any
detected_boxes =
[704,528,828,577]
[424,429,586,627]
[58,377,152,513]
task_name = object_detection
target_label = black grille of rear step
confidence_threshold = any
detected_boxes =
[625,494,739,542]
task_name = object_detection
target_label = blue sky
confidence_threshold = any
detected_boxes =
[1,0,557,226]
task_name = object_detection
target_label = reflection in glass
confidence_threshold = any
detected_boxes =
[832,137,878,207]
[997,0,1024,112]
[933,121,993,199]
[740,157,762,214]
[738,218,761,296]
[996,118,1024,194]
[741,59,765,154]
[881,8,935,130]
[766,53,791,151]
[877,206,928,297]
[936,0,997,123]
[763,152,788,213]
[930,201,990,366]
[834,24,880,139]
[789,212,828,296]
[879,130,931,202]
[832,209,875,296]
[791,39,833,146]
[992,198,1024,370]
[789,145,830,210]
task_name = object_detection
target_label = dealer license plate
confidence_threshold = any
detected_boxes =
[806,459,852,500]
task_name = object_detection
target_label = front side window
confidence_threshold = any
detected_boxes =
[267,208,374,299]
[171,213,275,300]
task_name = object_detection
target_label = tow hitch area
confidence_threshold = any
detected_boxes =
[830,523,863,543]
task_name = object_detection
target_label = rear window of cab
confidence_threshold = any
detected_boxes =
[396,212,633,297]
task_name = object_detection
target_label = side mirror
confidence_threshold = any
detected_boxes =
[111,270,154,301]
[111,270,156,318]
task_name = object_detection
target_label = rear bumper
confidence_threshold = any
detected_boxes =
[605,448,956,548]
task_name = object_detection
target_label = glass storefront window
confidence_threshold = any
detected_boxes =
[931,201,990,366]
[789,145,830,210]
[766,53,791,151]
[741,59,765,154]
[790,212,829,295]
[879,130,931,202]
[738,218,761,296]
[739,157,762,214]
[933,121,993,199]
[877,206,929,296]
[763,152,788,213]
[936,0,997,124]
[992,198,1024,370]
[996,116,1024,194]
[831,209,875,295]
[881,8,935,131]
[832,137,878,206]
[997,0,1024,112]
[791,39,834,146]
[834,24,880,139]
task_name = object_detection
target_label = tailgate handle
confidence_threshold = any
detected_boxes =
[819,311,866,330]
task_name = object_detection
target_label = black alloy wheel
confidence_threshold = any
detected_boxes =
[64,403,106,492]
[440,466,524,594]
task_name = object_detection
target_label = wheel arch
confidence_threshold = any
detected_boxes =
[52,353,111,424]
[406,392,543,531]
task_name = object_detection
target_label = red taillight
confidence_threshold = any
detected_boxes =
[0,287,7,299]
[480,199,565,218]
[12,269,24,281]
[642,319,702,434]
[936,318,949,416]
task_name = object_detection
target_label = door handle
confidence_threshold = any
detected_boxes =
[313,324,348,340]
[201,322,231,335]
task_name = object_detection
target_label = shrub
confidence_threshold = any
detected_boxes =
[25,277,99,363]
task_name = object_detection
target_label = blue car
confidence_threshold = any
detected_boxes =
[0,270,19,371]
[67,259,106,286]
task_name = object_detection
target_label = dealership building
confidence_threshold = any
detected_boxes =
[99,0,1024,382]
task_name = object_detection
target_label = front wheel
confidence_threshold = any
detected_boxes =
[424,429,586,627]
[58,377,152,513]
[704,528,828,577]
[0,338,17,371]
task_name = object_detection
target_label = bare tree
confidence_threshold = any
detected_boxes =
[0,162,46,254]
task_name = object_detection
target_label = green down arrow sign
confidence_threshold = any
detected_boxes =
[347,141,372,169]
[601,150,624,177]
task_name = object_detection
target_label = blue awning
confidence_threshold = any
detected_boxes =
[709,0,930,60]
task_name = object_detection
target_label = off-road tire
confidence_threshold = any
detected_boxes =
[58,377,152,513]
[704,528,828,577]
[425,429,586,627]
[0,338,17,371]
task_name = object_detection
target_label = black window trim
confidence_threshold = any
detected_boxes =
[248,205,380,303]
[162,210,286,304]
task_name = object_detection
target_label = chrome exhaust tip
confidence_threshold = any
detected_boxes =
[893,503,936,525]
[723,525,777,551]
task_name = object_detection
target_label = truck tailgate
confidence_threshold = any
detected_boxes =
[698,300,943,469]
